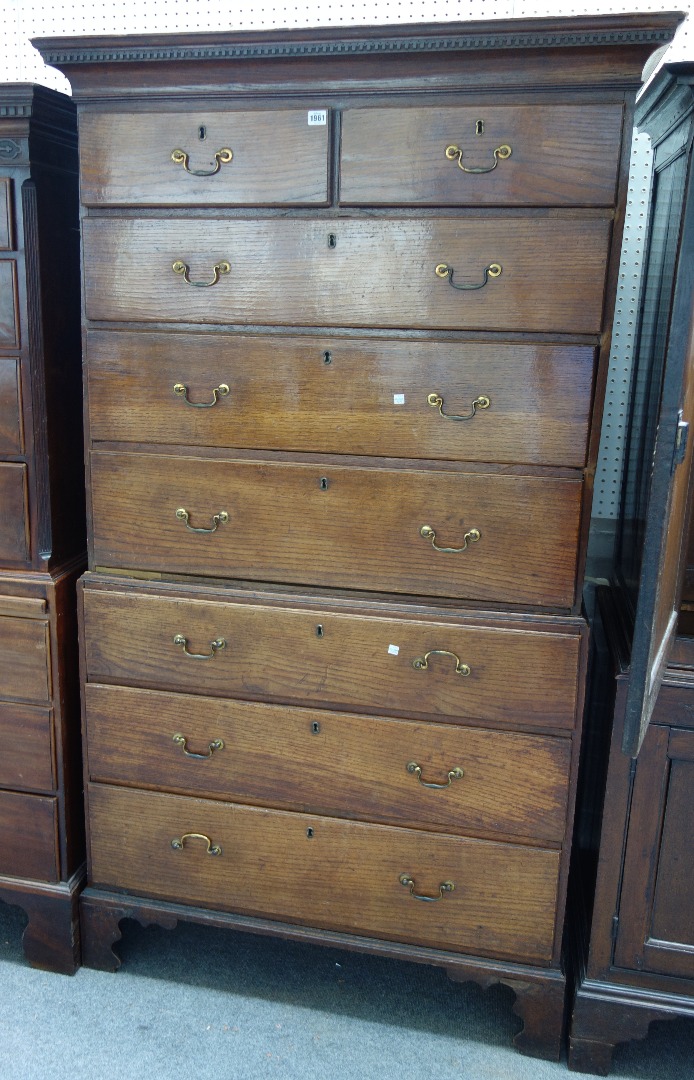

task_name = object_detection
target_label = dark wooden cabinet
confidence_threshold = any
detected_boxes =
[614,718,694,979]
[34,14,679,1052]
[569,63,694,1074]
[0,86,85,972]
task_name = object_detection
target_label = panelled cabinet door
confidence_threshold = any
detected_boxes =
[621,120,694,758]
[614,722,694,976]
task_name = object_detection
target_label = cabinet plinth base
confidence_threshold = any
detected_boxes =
[79,886,566,1059]
[569,979,694,1074]
[0,867,85,975]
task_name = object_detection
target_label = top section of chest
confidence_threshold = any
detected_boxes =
[34,14,683,214]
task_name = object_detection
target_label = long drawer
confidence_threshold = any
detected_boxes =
[88,783,561,962]
[90,450,582,607]
[0,463,29,563]
[0,701,54,791]
[86,330,596,468]
[0,356,22,455]
[82,216,611,333]
[79,109,330,206]
[0,611,51,704]
[85,683,572,842]
[0,789,58,881]
[81,583,582,731]
[340,104,623,206]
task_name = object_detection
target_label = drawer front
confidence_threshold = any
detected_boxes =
[85,684,572,842]
[88,783,560,962]
[0,613,51,705]
[87,330,596,468]
[90,451,582,607]
[79,110,330,206]
[0,463,29,563]
[341,104,623,206]
[0,595,46,619]
[0,178,13,250]
[83,216,611,334]
[0,356,22,455]
[0,701,54,791]
[0,789,58,882]
[0,259,19,348]
[82,586,582,730]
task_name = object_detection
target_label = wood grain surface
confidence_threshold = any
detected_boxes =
[82,216,612,333]
[86,330,596,467]
[87,782,561,961]
[82,584,581,730]
[613,724,694,980]
[340,104,623,206]
[0,701,54,792]
[0,463,29,563]
[0,259,19,348]
[89,449,583,606]
[0,612,51,704]
[649,753,694,958]
[84,682,572,842]
[0,356,22,455]
[79,109,330,206]
[0,789,58,881]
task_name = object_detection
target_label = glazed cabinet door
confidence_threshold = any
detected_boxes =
[614,722,694,978]
[619,123,694,756]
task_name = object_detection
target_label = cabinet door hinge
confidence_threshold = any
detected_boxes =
[611,913,620,945]
[673,411,689,470]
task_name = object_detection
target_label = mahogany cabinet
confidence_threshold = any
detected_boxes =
[569,64,694,1073]
[35,14,679,1055]
[0,85,85,972]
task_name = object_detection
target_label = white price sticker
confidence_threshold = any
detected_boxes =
[308,110,327,126]
[393,393,405,405]
[388,644,400,656]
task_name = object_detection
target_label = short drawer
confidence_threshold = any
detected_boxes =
[340,104,623,206]
[79,109,330,206]
[0,789,58,881]
[0,356,22,455]
[87,330,596,468]
[82,216,611,334]
[82,583,583,731]
[0,178,13,250]
[0,463,29,563]
[90,450,583,608]
[0,259,19,348]
[0,612,51,704]
[88,783,561,962]
[85,684,572,842]
[0,701,54,791]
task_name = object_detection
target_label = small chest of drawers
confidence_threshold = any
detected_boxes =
[36,11,681,1055]
[0,86,84,973]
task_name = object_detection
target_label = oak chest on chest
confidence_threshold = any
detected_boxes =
[36,13,680,1056]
